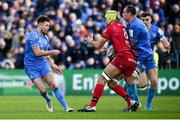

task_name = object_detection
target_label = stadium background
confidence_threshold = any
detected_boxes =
[0,0,179,119]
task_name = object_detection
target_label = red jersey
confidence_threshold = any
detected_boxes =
[102,21,131,53]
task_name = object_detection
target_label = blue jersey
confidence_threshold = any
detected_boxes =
[149,24,165,50]
[127,18,153,58]
[24,29,49,68]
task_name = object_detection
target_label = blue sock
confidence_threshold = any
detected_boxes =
[123,82,128,91]
[41,92,51,103]
[146,88,156,108]
[127,84,139,101]
[53,87,68,110]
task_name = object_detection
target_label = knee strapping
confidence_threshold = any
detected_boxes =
[102,71,111,82]
[132,68,141,78]
[102,71,119,88]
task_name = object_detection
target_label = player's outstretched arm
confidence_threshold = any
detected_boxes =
[32,46,60,57]
[161,38,171,53]
[85,35,108,49]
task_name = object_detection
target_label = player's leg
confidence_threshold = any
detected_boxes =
[123,70,141,102]
[41,62,73,112]
[116,74,139,103]
[145,55,157,110]
[137,72,148,88]
[33,78,53,112]
[107,78,139,112]
[115,73,129,91]
[77,52,138,112]
[77,62,138,112]
[83,63,121,110]
[77,63,126,112]
[145,68,157,110]
[44,73,74,112]
[124,72,147,109]
[106,52,139,112]
[124,82,139,101]
[77,70,107,112]
[89,75,106,107]
[114,73,128,91]
[77,55,125,112]
[104,64,132,106]
[33,79,51,102]
[114,73,125,82]
[24,68,53,112]
[124,60,145,102]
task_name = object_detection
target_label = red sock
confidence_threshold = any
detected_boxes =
[89,83,104,107]
[113,85,131,105]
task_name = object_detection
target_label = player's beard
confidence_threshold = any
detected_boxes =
[41,29,48,35]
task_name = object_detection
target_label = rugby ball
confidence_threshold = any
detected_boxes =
[107,45,115,59]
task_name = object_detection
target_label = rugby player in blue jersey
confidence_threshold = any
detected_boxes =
[24,15,73,112]
[137,12,170,110]
[122,5,158,110]
[140,12,170,53]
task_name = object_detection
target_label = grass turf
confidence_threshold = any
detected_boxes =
[0,96,180,119]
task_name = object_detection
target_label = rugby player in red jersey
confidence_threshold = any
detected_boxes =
[77,10,139,112]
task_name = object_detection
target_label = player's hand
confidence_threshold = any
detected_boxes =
[99,46,108,52]
[51,50,60,56]
[166,45,171,53]
[84,34,94,44]
[52,64,62,75]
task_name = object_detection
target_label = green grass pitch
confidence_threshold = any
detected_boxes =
[0,96,180,119]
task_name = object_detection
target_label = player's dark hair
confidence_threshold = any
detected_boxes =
[126,5,136,15]
[141,12,153,19]
[141,12,153,23]
[37,15,50,24]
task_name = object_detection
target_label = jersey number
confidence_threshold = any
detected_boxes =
[123,28,129,39]
[123,28,130,47]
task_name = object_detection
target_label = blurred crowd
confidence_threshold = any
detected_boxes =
[0,0,179,70]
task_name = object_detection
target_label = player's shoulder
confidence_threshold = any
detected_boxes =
[30,29,39,36]
[136,19,148,31]
[27,29,39,40]
[130,19,145,32]
[133,18,142,24]
[152,24,163,34]
[131,18,142,28]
